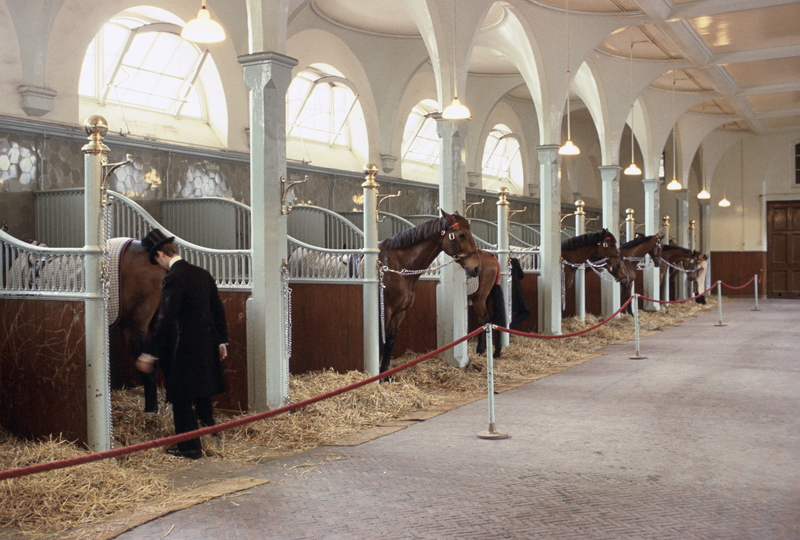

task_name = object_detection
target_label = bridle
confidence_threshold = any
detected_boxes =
[440,221,478,261]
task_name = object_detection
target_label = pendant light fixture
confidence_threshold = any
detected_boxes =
[697,107,711,199]
[559,0,579,156]
[182,1,225,44]
[624,41,641,176]
[441,0,471,120]
[666,72,682,190]
[718,126,731,207]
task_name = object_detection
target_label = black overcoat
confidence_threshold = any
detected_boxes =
[148,259,228,403]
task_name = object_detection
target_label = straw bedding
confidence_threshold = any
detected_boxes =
[0,299,710,537]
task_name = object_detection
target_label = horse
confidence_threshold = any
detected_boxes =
[466,249,506,357]
[378,210,481,374]
[560,229,630,293]
[108,238,166,412]
[618,233,664,308]
[659,244,700,297]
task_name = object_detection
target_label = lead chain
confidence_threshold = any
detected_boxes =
[282,260,292,403]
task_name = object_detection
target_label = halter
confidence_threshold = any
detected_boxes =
[441,221,478,261]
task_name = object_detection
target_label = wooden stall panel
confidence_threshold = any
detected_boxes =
[711,251,767,297]
[0,299,86,443]
[289,283,364,373]
[390,280,438,357]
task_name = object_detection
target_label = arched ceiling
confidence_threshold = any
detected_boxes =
[312,0,800,135]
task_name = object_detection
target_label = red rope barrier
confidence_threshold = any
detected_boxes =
[640,282,717,305]
[720,274,756,290]
[0,327,484,482]
[500,295,634,339]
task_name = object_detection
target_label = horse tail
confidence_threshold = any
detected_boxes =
[489,283,506,327]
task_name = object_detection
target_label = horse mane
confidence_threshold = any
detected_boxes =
[619,235,652,249]
[380,216,447,251]
[661,244,692,254]
[561,229,610,251]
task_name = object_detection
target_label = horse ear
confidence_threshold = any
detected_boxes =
[440,209,456,224]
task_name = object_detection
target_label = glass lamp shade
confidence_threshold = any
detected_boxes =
[441,97,471,120]
[697,189,711,199]
[181,6,225,43]
[666,178,682,190]
[559,140,580,155]
[624,162,641,176]
[718,197,731,207]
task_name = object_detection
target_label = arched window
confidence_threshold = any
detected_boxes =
[286,64,367,168]
[482,125,523,193]
[400,100,440,183]
[79,7,226,145]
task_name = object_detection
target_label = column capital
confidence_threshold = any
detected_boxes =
[237,51,299,69]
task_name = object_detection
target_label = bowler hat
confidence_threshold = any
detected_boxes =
[141,229,175,265]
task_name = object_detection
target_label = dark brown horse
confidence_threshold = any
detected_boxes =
[561,229,630,292]
[109,238,165,412]
[378,210,481,374]
[619,233,664,303]
[467,249,506,357]
[659,244,700,294]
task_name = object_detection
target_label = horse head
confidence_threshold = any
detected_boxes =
[440,210,481,278]
[650,233,665,268]
[598,229,630,285]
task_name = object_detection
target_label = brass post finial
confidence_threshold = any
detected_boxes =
[82,115,110,156]
[626,208,635,221]
[574,200,586,216]
[689,219,696,230]
[362,163,379,189]
[662,215,670,227]
[497,186,509,207]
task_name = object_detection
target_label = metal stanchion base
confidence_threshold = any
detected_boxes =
[629,354,648,360]
[752,308,761,311]
[478,423,509,440]
[714,323,727,327]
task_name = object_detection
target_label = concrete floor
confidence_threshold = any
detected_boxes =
[26,298,794,539]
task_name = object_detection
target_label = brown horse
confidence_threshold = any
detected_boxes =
[467,249,506,357]
[109,238,165,412]
[659,244,700,295]
[561,229,630,292]
[619,233,664,304]
[378,210,481,374]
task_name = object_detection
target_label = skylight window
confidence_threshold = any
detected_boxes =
[482,125,523,193]
[287,64,362,147]
[402,100,441,166]
[80,10,207,119]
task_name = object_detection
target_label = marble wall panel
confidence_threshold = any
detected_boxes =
[0,132,42,192]
[0,299,87,443]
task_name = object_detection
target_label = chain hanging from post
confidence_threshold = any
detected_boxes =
[281,260,292,403]
[99,153,130,448]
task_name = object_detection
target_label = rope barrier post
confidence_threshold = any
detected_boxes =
[478,324,508,440]
[752,274,760,311]
[629,294,647,359]
[715,281,726,327]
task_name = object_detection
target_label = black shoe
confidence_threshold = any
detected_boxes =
[166,447,203,460]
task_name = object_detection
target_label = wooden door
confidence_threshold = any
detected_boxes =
[767,201,800,298]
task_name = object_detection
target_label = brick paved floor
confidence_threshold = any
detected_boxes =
[114,299,800,540]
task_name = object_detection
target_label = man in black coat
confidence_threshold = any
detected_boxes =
[135,229,228,459]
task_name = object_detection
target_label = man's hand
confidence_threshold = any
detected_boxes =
[219,344,228,361]
[135,354,156,374]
